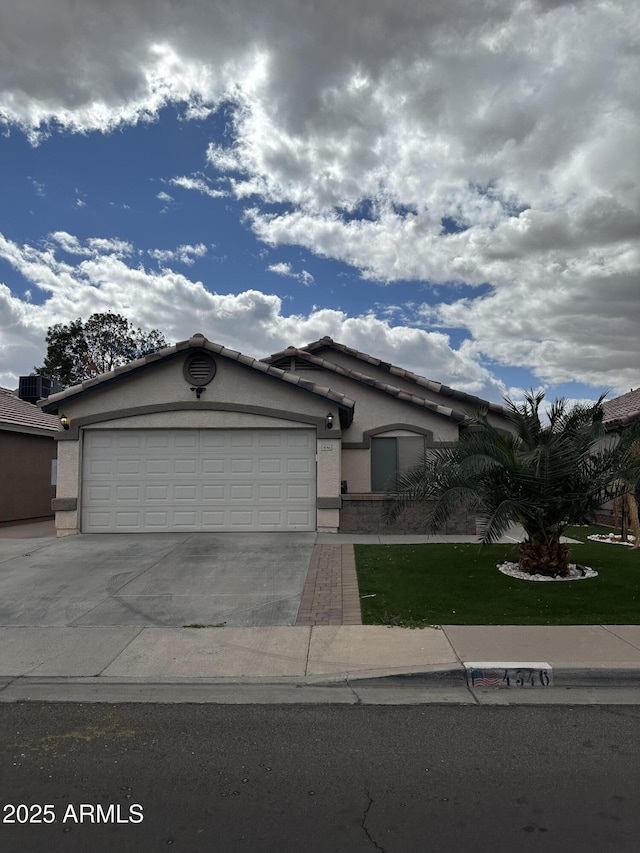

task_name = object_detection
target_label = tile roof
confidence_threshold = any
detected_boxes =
[261,346,468,421]
[41,334,356,424]
[0,386,60,434]
[602,388,640,428]
[264,337,508,418]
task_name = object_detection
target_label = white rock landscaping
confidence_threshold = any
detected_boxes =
[587,533,636,547]
[497,562,598,582]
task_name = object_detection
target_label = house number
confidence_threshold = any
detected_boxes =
[320,445,333,451]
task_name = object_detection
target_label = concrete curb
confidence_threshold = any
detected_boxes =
[1,665,639,705]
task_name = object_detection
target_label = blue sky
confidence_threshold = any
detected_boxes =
[1,0,638,406]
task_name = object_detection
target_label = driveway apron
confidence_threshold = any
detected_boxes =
[0,532,316,628]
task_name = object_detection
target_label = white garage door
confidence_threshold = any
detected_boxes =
[82,429,316,532]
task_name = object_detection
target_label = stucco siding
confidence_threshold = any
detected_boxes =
[85,411,313,430]
[0,430,56,523]
[341,448,370,493]
[316,437,340,497]
[310,348,513,427]
[59,354,333,424]
[317,372,460,443]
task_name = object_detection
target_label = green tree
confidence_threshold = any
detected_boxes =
[35,312,168,388]
[384,391,638,576]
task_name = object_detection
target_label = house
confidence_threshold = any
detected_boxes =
[0,386,60,524]
[592,388,640,528]
[602,388,640,430]
[40,333,512,537]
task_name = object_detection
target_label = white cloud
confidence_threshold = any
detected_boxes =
[148,242,208,266]
[266,261,314,286]
[156,191,174,203]
[0,230,505,400]
[0,1,638,392]
[169,175,227,199]
[47,232,133,258]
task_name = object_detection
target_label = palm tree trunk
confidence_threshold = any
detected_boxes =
[518,537,570,577]
[626,492,640,549]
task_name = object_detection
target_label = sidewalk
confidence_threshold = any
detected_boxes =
[0,521,638,703]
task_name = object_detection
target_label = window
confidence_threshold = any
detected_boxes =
[370,436,427,492]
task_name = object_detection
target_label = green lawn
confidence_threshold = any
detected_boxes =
[354,525,640,626]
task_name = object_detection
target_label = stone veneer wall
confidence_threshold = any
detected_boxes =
[339,494,477,535]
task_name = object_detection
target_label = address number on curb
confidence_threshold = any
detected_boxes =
[464,661,553,688]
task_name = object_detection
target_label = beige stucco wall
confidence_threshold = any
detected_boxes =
[342,448,370,493]
[59,355,332,424]
[316,437,341,497]
[54,438,81,535]
[321,373,460,444]
[312,349,513,429]
[85,411,311,430]
[0,430,56,523]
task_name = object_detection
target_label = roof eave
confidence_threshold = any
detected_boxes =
[41,336,356,422]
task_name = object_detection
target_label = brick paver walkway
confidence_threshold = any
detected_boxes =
[295,544,362,626]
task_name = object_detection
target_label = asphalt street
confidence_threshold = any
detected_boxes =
[1,703,640,852]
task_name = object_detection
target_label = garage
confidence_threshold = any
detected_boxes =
[82,428,316,532]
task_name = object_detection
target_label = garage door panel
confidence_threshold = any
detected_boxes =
[230,510,253,525]
[288,433,312,447]
[115,511,141,527]
[174,459,197,475]
[146,485,169,501]
[259,485,281,499]
[287,484,312,500]
[259,459,282,473]
[231,434,253,447]
[87,459,113,476]
[201,485,225,500]
[287,458,312,474]
[258,511,281,525]
[202,459,226,474]
[230,458,254,474]
[85,511,111,529]
[86,485,111,502]
[145,460,170,475]
[201,511,225,526]
[116,485,141,501]
[82,429,316,532]
[174,484,197,501]
[201,433,225,447]
[287,510,313,525]
[230,484,254,500]
[143,511,170,527]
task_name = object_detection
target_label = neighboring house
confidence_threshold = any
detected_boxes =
[40,333,513,537]
[0,386,60,524]
[592,388,640,528]
[602,388,640,431]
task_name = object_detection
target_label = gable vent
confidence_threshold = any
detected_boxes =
[294,361,321,372]
[183,353,217,386]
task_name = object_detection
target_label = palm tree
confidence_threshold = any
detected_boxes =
[384,392,635,576]
[613,438,640,548]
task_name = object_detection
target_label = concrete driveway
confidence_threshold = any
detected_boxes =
[0,531,316,628]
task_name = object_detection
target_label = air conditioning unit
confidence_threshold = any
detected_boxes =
[18,375,58,404]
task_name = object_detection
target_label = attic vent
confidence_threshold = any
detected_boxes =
[183,353,216,386]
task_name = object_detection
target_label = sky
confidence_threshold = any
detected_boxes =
[0,0,638,407]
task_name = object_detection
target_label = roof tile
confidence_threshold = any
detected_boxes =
[603,388,640,427]
[0,387,60,433]
[264,337,507,416]
[41,336,356,418]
